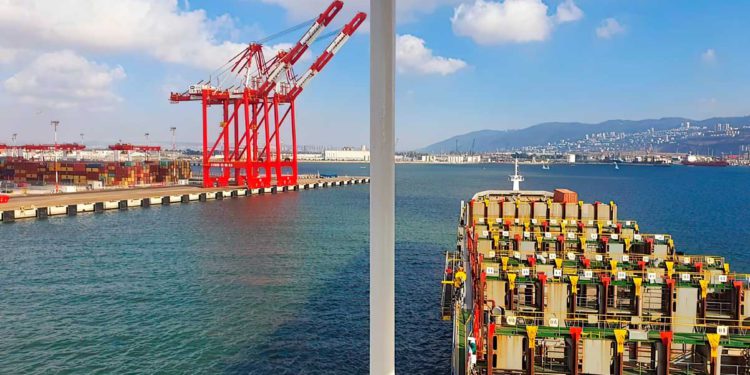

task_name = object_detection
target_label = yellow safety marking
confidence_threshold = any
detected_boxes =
[610,260,618,276]
[524,222,530,231]
[536,236,543,249]
[633,277,642,297]
[634,223,640,233]
[724,263,731,274]
[508,273,517,290]
[579,236,586,250]
[526,326,538,349]
[614,329,627,354]
[441,281,454,284]
[597,223,603,235]
[493,232,500,248]
[707,333,721,358]
[561,221,566,232]
[624,238,631,251]
[699,279,709,299]
[502,257,509,271]
[555,258,563,269]
[569,276,579,294]
[578,201,583,206]
[668,239,674,249]
[666,261,674,279]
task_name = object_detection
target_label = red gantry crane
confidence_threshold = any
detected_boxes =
[21,144,86,151]
[108,143,162,152]
[170,1,366,188]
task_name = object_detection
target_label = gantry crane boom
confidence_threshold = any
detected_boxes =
[168,2,366,189]
[108,143,162,152]
[288,12,367,99]
[258,0,344,94]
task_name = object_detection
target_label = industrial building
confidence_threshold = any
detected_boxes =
[323,147,370,161]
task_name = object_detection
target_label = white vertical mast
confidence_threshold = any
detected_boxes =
[370,0,395,374]
[509,158,524,191]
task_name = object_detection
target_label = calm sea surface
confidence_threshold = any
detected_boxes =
[2,163,750,374]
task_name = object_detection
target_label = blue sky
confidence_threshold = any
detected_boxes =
[0,0,748,150]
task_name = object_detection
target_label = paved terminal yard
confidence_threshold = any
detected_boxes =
[1,176,369,222]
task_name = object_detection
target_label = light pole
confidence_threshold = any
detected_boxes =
[145,132,150,161]
[12,133,17,158]
[51,120,60,193]
[170,126,177,159]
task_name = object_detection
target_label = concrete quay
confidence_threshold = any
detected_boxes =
[1,176,370,223]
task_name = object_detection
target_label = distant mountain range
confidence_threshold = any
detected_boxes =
[420,116,750,153]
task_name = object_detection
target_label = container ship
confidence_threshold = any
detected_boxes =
[441,161,750,374]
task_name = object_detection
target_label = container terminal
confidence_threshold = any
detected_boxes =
[0,175,369,223]
[442,160,750,374]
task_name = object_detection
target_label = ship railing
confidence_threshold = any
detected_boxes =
[472,217,638,228]
[493,311,750,333]
[440,250,460,320]
[480,264,740,282]
[477,251,738,275]
[483,229,670,240]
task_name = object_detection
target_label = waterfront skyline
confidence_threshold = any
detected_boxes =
[1,0,749,150]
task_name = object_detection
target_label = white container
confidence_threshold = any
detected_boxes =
[149,197,161,205]
[127,199,141,207]
[188,194,200,201]
[169,195,182,203]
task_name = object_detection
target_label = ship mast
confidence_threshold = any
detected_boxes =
[509,158,524,191]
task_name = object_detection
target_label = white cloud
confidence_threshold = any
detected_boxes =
[596,18,625,39]
[555,0,583,23]
[4,50,126,110]
[701,48,717,63]
[451,0,583,45]
[0,47,19,64]
[0,0,246,70]
[396,34,467,75]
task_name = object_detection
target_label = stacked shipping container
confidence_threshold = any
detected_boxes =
[0,159,192,187]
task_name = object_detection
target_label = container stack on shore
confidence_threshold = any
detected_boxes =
[0,159,192,187]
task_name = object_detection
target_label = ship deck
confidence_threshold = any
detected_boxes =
[445,187,750,375]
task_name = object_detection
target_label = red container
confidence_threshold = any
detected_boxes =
[553,189,578,203]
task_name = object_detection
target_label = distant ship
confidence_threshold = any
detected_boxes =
[682,155,729,167]
[682,160,729,167]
